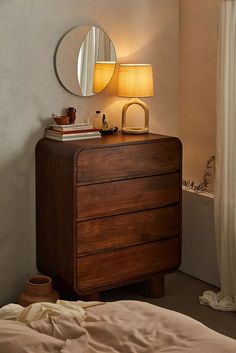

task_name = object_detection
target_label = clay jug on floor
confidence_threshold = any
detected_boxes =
[18,275,59,307]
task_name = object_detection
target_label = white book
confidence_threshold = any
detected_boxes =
[44,133,101,141]
[49,123,93,131]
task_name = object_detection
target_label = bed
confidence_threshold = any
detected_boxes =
[0,300,235,352]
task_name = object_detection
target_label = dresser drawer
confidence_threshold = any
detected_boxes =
[76,174,180,220]
[76,140,181,183]
[76,205,180,255]
[76,237,180,292]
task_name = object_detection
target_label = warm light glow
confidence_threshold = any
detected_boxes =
[93,61,116,93]
[118,64,154,97]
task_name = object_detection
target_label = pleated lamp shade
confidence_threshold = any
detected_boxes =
[118,64,154,98]
[93,61,116,93]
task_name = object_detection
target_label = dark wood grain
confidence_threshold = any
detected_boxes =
[35,140,75,294]
[77,140,180,184]
[142,275,165,298]
[46,132,180,149]
[76,174,180,220]
[77,206,180,255]
[76,237,180,292]
[36,133,182,298]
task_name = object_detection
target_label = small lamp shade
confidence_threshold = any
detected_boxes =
[118,64,154,98]
[93,61,116,93]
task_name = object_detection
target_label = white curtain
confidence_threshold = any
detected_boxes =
[78,27,97,96]
[199,0,236,311]
[77,27,115,96]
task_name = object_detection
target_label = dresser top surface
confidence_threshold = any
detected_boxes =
[38,132,181,150]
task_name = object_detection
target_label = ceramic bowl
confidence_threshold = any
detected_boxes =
[54,116,70,125]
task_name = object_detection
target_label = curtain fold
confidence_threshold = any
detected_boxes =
[199,0,236,311]
[77,27,116,96]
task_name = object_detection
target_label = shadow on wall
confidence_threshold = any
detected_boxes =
[0,122,46,306]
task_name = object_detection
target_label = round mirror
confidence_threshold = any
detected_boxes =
[55,25,116,96]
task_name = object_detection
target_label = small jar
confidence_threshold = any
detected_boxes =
[93,111,103,129]
[18,275,59,307]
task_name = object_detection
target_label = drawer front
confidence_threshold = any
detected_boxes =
[77,206,180,255]
[76,140,181,183]
[77,174,180,220]
[76,237,180,291]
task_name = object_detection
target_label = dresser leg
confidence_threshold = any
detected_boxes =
[142,275,165,298]
[80,292,101,301]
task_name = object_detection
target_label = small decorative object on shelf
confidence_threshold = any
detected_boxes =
[45,121,101,141]
[93,111,103,129]
[102,114,109,130]
[66,107,76,124]
[100,126,118,135]
[18,275,59,307]
[52,113,69,125]
[98,113,118,135]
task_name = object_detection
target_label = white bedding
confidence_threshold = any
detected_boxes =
[0,300,235,352]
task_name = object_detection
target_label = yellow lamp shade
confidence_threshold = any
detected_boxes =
[93,61,116,93]
[118,64,154,98]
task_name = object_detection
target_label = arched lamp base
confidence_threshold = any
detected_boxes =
[122,127,149,134]
[122,98,149,135]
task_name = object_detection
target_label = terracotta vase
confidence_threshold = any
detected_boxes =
[18,275,59,307]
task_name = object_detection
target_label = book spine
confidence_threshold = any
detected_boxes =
[44,133,101,141]
[49,124,93,131]
[46,128,99,135]
[45,130,100,138]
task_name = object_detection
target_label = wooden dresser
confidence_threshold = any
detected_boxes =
[36,133,182,299]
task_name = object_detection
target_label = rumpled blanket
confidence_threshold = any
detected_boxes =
[0,300,235,353]
[0,299,102,324]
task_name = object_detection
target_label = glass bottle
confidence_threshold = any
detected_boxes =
[102,114,109,130]
[93,111,103,129]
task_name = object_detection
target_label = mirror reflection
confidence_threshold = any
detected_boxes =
[56,25,116,97]
[78,26,116,96]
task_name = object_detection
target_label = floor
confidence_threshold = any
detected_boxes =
[101,271,236,339]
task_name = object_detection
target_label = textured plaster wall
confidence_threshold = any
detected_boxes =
[0,0,179,305]
[179,0,218,183]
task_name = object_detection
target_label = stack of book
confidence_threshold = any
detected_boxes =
[44,123,101,141]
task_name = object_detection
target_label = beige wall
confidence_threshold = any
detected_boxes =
[0,0,179,305]
[179,0,218,183]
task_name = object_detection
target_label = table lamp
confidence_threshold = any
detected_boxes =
[118,64,154,134]
[93,61,116,93]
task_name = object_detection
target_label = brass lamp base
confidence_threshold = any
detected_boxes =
[122,98,149,134]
